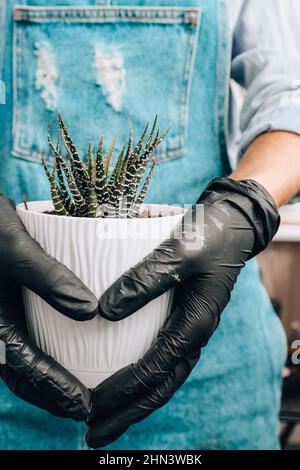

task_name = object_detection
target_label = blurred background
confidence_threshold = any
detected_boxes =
[258,204,300,449]
[229,81,300,449]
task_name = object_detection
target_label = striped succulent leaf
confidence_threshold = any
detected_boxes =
[107,145,126,208]
[126,126,170,201]
[41,156,68,216]
[133,121,149,156]
[87,183,98,218]
[44,114,168,218]
[58,114,89,197]
[125,122,148,170]
[125,126,133,161]
[86,145,98,218]
[48,135,88,216]
[95,136,109,205]
[145,114,158,150]
[128,161,156,219]
[86,144,95,181]
[56,157,77,216]
[121,127,160,211]
[103,137,116,176]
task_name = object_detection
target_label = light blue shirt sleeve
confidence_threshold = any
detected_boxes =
[229,0,300,159]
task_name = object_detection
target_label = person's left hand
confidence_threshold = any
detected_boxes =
[0,194,99,422]
[86,177,280,448]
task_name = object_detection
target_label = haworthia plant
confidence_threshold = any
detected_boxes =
[42,114,169,218]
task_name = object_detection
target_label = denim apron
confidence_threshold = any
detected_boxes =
[0,0,286,449]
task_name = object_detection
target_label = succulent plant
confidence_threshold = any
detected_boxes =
[42,114,169,218]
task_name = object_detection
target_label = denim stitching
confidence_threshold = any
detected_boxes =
[12,23,22,161]
[14,7,200,23]
[0,1,6,84]
[171,9,201,165]
[12,6,200,165]
[216,0,231,175]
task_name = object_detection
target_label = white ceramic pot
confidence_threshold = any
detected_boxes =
[16,202,183,388]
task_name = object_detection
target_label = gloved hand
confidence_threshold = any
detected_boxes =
[86,177,280,448]
[0,195,99,421]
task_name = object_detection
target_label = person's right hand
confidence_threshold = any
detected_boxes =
[0,195,99,421]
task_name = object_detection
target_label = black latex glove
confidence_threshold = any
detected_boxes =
[0,195,99,421]
[86,177,280,448]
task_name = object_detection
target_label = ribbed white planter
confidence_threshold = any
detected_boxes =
[16,202,183,388]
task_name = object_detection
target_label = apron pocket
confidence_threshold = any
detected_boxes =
[12,5,201,164]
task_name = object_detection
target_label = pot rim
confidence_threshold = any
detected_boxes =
[16,201,185,222]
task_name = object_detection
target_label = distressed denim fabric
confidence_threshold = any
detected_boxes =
[0,384,88,450]
[0,81,4,104]
[0,0,286,449]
